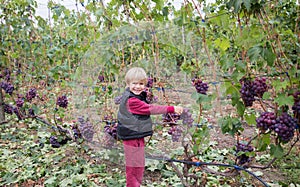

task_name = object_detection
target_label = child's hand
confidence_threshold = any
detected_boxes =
[174,106,183,115]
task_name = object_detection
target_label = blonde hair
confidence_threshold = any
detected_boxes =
[125,67,148,86]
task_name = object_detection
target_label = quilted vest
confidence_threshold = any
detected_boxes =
[117,88,153,140]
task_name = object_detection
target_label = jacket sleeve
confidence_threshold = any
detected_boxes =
[127,97,175,115]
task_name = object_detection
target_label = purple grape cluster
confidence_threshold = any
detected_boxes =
[292,102,300,118]
[239,77,268,107]
[145,88,157,104]
[180,108,194,127]
[104,121,118,140]
[168,125,183,142]
[50,136,61,148]
[252,77,268,98]
[240,79,255,107]
[28,108,35,116]
[49,135,71,148]
[146,77,154,88]
[272,112,297,142]
[77,117,95,142]
[114,95,122,105]
[162,113,181,124]
[192,77,209,95]
[235,142,254,165]
[0,81,14,95]
[4,104,13,114]
[256,112,276,132]
[56,95,68,108]
[71,123,82,140]
[13,107,23,120]
[1,68,10,81]
[98,75,105,82]
[26,88,37,102]
[15,95,24,108]
[292,91,300,119]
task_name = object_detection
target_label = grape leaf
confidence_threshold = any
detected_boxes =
[44,176,57,185]
[271,79,289,92]
[262,45,275,66]
[274,94,294,107]
[243,0,251,11]
[214,37,230,51]
[247,45,262,62]
[245,113,256,125]
[254,133,270,151]
[270,144,284,158]
[236,101,245,116]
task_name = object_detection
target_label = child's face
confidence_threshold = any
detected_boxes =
[129,80,145,95]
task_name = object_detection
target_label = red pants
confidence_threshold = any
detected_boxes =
[123,138,145,187]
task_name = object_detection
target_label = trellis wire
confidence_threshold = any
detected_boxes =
[145,155,269,187]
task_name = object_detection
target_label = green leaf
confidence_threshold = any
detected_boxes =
[162,7,169,17]
[254,133,270,151]
[274,94,294,107]
[214,37,230,51]
[270,144,284,158]
[262,45,275,66]
[247,45,262,62]
[44,176,57,185]
[243,0,251,11]
[223,81,239,95]
[262,92,271,100]
[218,116,243,136]
[227,0,243,13]
[236,101,245,116]
[271,79,289,92]
[245,113,256,125]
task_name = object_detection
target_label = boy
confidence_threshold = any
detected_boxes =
[117,67,183,187]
